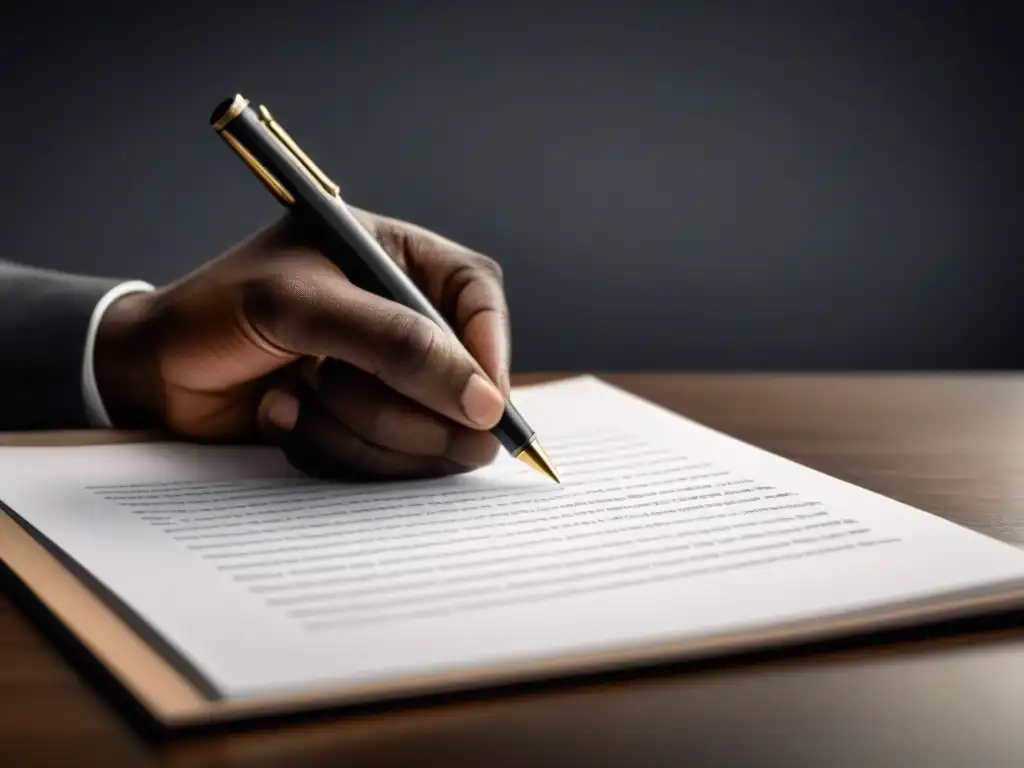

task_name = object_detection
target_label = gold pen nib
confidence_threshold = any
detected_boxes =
[516,439,561,484]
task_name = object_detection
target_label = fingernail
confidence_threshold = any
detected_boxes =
[267,391,300,431]
[461,374,504,427]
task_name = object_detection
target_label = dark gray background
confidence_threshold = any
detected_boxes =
[1,0,1020,370]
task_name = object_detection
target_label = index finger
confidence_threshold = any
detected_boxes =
[360,212,512,397]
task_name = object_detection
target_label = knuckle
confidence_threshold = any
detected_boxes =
[439,257,506,316]
[473,253,503,282]
[379,312,442,379]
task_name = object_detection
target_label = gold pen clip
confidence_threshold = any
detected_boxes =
[258,105,341,198]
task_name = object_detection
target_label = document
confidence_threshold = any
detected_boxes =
[2,376,1023,702]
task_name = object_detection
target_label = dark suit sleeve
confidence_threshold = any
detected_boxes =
[0,260,124,430]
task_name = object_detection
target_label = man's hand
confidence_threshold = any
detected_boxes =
[94,208,511,480]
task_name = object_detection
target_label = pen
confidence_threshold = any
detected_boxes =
[209,94,560,483]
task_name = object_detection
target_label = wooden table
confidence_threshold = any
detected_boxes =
[3,373,1024,767]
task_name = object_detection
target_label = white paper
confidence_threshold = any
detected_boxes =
[2,376,1023,699]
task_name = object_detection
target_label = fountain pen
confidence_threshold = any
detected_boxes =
[209,94,559,483]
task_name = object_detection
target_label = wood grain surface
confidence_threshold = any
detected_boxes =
[3,373,1024,767]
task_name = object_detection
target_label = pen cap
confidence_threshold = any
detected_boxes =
[210,96,243,129]
[210,95,298,206]
[212,94,340,199]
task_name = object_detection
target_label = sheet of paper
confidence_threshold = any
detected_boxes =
[2,376,1023,699]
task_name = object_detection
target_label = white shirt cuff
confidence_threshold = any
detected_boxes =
[82,280,156,428]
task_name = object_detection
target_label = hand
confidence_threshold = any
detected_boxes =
[94,208,511,480]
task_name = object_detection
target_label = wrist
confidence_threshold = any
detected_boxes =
[94,289,165,429]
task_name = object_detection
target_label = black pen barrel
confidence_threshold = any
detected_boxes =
[210,96,535,456]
